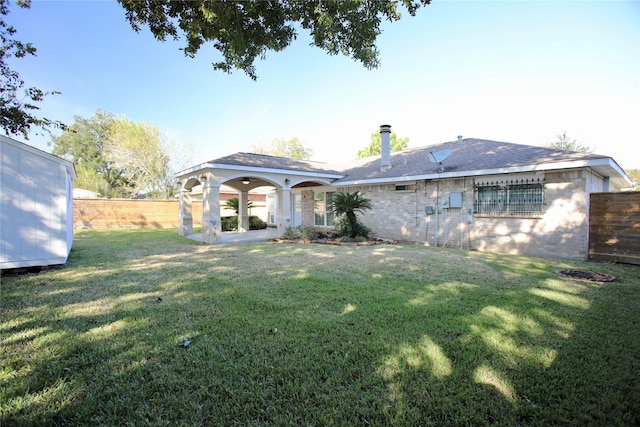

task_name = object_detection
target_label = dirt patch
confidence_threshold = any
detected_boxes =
[556,269,616,282]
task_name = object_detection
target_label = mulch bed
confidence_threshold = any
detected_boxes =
[271,238,397,247]
[556,269,616,282]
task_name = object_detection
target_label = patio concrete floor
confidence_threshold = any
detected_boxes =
[186,227,279,244]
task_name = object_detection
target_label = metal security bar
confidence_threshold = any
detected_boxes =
[474,178,544,215]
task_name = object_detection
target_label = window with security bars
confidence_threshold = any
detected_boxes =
[474,178,544,215]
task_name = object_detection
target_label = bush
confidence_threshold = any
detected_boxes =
[222,216,238,231]
[299,226,319,241]
[221,216,267,231]
[334,217,371,240]
[281,226,319,241]
[282,226,300,240]
[249,216,267,230]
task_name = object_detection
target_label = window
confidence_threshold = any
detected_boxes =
[314,191,335,226]
[395,184,417,192]
[474,178,544,215]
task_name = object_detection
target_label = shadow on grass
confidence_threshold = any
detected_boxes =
[1,231,639,425]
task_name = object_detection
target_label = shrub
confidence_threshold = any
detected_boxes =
[334,217,371,240]
[222,216,238,231]
[222,216,267,231]
[282,226,300,240]
[298,226,319,241]
[249,216,267,230]
[281,226,319,241]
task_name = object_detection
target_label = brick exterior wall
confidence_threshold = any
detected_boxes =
[301,169,606,260]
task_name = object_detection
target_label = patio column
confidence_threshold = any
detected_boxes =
[277,186,292,236]
[239,190,250,232]
[202,179,222,244]
[178,185,192,236]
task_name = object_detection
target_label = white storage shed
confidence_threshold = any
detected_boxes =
[1,135,77,269]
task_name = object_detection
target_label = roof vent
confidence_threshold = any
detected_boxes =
[457,135,463,142]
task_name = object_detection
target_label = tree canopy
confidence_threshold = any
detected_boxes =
[357,128,409,159]
[625,168,639,191]
[250,137,313,160]
[117,0,431,79]
[51,110,182,199]
[1,0,65,138]
[545,131,593,153]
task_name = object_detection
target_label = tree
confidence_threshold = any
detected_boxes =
[51,111,183,199]
[357,129,409,159]
[106,118,176,199]
[331,191,372,239]
[250,137,313,160]
[625,168,640,191]
[51,110,133,198]
[545,131,593,153]
[224,197,254,215]
[117,0,431,80]
[1,0,64,138]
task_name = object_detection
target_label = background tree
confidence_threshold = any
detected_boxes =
[250,137,313,160]
[51,111,132,198]
[357,129,409,159]
[51,110,185,199]
[331,191,372,239]
[1,0,65,138]
[106,118,176,199]
[625,168,640,191]
[545,131,593,153]
[117,0,431,80]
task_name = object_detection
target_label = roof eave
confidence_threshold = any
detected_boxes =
[176,162,344,180]
[335,158,632,188]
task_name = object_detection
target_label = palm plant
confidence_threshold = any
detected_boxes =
[331,191,373,239]
[224,197,254,215]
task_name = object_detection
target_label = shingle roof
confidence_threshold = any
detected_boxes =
[210,152,344,175]
[196,139,628,187]
[333,138,610,183]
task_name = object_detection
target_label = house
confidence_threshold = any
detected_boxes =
[1,135,77,269]
[175,126,632,260]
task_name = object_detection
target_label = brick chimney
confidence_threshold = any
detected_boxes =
[380,124,391,170]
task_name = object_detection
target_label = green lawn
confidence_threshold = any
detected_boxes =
[2,229,639,426]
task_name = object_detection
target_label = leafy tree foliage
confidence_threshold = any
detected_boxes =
[106,118,176,199]
[545,131,593,153]
[250,137,313,160]
[1,0,64,138]
[331,191,372,239]
[625,168,640,191]
[51,110,180,199]
[357,128,409,159]
[51,111,132,198]
[117,0,431,79]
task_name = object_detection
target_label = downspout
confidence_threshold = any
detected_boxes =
[434,180,439,247]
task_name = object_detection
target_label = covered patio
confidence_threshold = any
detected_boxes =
[175,153,343,244]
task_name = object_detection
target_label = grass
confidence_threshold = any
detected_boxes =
[1,229,639,426]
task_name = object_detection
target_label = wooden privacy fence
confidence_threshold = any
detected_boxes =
[589,192,640,265]
[74,199,203,229]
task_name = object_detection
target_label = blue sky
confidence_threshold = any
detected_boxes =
[7,0,640,170]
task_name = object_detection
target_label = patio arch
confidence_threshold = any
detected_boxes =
[175,153,344,244]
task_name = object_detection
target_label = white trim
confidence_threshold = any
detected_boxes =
[176,162,344,179]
